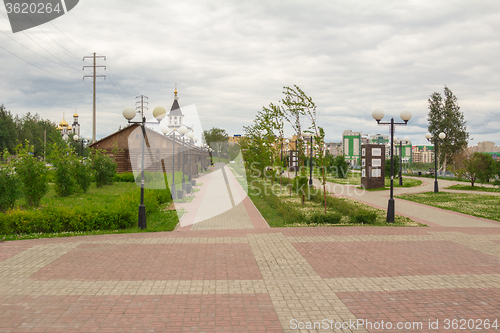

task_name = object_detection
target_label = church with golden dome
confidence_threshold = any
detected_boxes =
[57,111,81,140]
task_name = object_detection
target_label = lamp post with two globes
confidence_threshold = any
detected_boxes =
[187,133,197,182]
[372,109,412,223]
[177,126,188,189]
[122,105,166,229]
[425,132,446,193]
[160,125,179,200]
[398,137,410,186]
[73,135,92,157]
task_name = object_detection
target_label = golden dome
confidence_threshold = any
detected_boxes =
[59,118,68,127]
[68,125,72,130]
[73,112,79,117]
[57,126,62,130]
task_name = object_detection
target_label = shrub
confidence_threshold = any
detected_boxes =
[292,170,310,204]
[49,144,77,197]
[329,155,350,178]
[90,149,117,187]
[308,212,342,224]
[0,160,21,212]
[351,210,377,224]
[12,141,49,206]
[0,200,137,235]
[113,172,135,182]
[73,158,93,193]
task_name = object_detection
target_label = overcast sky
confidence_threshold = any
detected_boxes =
[1,0,499,146]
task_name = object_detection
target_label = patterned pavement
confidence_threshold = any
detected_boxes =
[1,166,500,332]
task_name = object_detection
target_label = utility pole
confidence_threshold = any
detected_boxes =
[83,53,106,142]
[135,95,148,118]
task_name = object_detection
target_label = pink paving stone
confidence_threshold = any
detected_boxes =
[293,241,500,278]
[31,243,262,281]
[336,288,500,333]
[0,294,283,333]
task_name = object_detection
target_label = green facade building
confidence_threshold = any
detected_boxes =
[342,130,362,165]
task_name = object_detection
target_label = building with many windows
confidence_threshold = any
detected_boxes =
[342,130,362,165]
[412,145,434,163]
[228,135,242,144]
[325,142,342,157]
[468,141,500,161]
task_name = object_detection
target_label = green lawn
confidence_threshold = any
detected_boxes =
[327,173,422,189]
[446,184,500,193]
[3,182,180,241]
[397,192,500,222]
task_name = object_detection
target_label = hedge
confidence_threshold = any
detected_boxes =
[0,187,173,235]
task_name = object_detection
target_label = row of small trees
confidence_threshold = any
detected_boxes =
[0,141,117,212]
[240,85,336,211]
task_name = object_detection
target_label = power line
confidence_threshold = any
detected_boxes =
[0,11,80,73]
[104,59,133,97]
[83,80,112,110]
[103,79,128,108]
[0,43,78,80]
[0,28,80,73]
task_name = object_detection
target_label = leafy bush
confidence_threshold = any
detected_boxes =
[309,192,377,224]
[90,149,117,187]
[385,158,400,178]
[73,158,93,193]
[113,172,135,182]
[0,161,21,212]
[49,144,77,197]
[0,202,137,235]
[329,155,350,178]
[308,212,342,224]
[292,170,310,204]
[12,141,49,206]
[351,210,377,224]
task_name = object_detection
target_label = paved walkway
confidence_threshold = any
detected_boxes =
[1,167,500,332]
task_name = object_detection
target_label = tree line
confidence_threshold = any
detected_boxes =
[0,104,67,158]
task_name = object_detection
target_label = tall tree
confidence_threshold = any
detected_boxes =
[427,86,468,170]
[203,127,229,161]
[0,105,18,154]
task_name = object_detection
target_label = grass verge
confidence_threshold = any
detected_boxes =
[397,192,500,222]
[445,184,500,193]
[247,176,421,227]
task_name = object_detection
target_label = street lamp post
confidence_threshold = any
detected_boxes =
[123,105,166,229]
[73,135,91,156]
[179,126,188,189]
[161,125,177,200]
[399,137,410,186]
[192,136,199,179]
[425,132,446,193]
[372,109,412,223]
[187,131,194,181]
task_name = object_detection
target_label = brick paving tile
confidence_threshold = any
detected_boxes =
[31,243,262,281]
[336,288,500,332]
[0,294,283,332]
[293,240,500,278]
